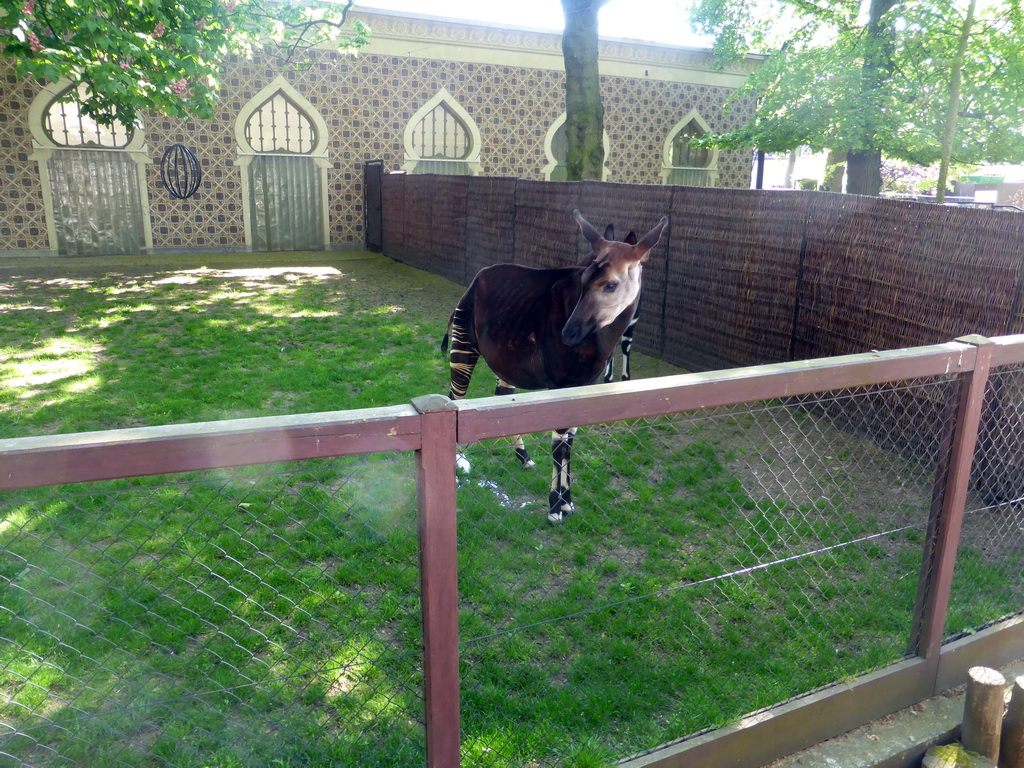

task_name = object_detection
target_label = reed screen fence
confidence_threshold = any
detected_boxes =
[379,176,1024,367]
[1,335,1023,768]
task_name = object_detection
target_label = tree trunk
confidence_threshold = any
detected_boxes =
[845,0,898,196]
[847,149,883,196]
[561,0,609,181]
[824,149,846,192]
[784,150,798,188]
[935,0,976,203]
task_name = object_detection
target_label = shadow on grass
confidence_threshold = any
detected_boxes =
[0,255,465,438]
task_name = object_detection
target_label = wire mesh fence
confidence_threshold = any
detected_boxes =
[2,340,1023,768]
[452,377,963,766]
[0,454,425,767]
[950,362,1024,639]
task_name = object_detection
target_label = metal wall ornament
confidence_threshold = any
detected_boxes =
[160,144,202,199]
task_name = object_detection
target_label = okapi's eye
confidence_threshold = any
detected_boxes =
[603,282,618,293]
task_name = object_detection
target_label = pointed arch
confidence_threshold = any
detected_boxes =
[234,77,330,250]
[542,112,610,181]
[37,83,135,149]
[28,80,151,256]
[402,89,482,175]
[661,110,719,187]
[234,77,329,156]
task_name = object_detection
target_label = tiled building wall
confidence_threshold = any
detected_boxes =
[0,72,45,252]
[0,37,754,255]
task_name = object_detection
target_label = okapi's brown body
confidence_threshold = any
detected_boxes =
[459,264,634,392]
[443,209,668,523]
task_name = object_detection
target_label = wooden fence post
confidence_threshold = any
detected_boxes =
[910,336,994,676]
[413,394,461,768]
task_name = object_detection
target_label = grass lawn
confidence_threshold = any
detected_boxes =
[0,252,1020,768]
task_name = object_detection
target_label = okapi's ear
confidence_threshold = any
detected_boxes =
[632,216,669,261]
[574,209,605,247]
[603,224,615,241]
[624,231,638,245]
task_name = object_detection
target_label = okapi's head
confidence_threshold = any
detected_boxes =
[561,209,669,346]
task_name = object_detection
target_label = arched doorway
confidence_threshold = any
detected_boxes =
[661,111,719,187]
[401,89,482,176]
[29,82,151,256]
[235,78,330,251]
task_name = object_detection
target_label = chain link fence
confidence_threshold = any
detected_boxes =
[951,362,1024,639]
[0,454,425,767]
[454,376,967,766]
[2,345,1023,768]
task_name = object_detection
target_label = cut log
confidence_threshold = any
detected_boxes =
[1000,676,1024,768]
[963,665,1006,762]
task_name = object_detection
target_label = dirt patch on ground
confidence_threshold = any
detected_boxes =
[721,402,932,519]
[711,398,1023,565]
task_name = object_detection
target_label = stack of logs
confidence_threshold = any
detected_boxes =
[962,666,1024,767]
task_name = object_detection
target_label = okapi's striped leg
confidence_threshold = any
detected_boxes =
[603,311,639,384]
[495,378,535,468]
[602,355,615,384]
[446,308,479,473]
[548,427,577,524]
[446,308,479,401]
[620,313,639,382]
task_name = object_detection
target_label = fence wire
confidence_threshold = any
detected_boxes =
[454,377,961,767]
[950,362,1024,639]
[4,367,1024,768]
[0,454,424,768]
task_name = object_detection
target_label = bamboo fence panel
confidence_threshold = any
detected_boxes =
[661,187,809,372]
[512,180,582,268]
[795,196,1024,360]
[429,176,471,284]
[399,174,436,272]
[380,173,406,261]
[464,176,518,282]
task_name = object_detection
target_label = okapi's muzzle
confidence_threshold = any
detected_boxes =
[561,314,593,346]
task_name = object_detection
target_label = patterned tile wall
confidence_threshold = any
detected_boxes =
[0,33,754,254]
[0,71,46,252]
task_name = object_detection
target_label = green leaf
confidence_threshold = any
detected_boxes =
[0,0,370,123]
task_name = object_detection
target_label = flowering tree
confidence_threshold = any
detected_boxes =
[0,0,369,126]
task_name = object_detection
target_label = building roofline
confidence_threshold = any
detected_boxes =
[348,7,761,84]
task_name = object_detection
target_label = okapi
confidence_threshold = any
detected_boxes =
[443,209,669,524]
[590,225,639,384]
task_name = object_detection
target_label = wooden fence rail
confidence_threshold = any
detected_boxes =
[3,334,1024,767]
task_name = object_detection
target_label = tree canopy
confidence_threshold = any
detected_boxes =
[0,0,369,126]
[692,0,1024,194]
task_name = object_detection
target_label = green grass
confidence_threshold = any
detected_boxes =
[0,253,1020,767]
[0,258,455,436]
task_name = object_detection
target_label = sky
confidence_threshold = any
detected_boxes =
[357,0,716,49]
